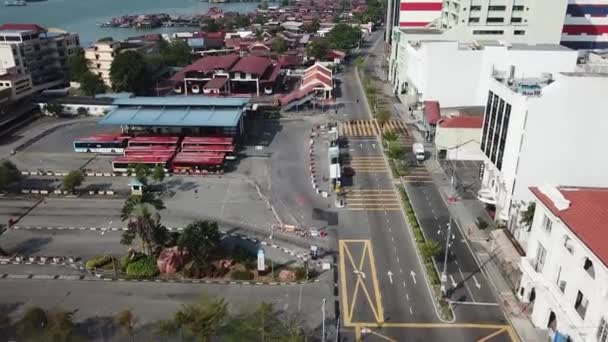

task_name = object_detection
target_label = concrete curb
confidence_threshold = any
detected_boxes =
[9,226,316,263]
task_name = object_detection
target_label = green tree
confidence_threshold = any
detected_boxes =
[520,202,536,230]
[172,295,229,340]
[62,170,84,193]
[121,203,163,255]
[0,160,20,191]
[67,51,88,82]
[258,0,269,10]
[43,103,64,117]
[202,18,221,32]
[121,192,166,221]
[79,71,106,97]
[327,23,361,50]
[421,240,442,262]
[271,36,288,53]
[235,15,251,29]
[376,109,391,128]
[110,50,150,94]
[178,220,221,267]
[115,309,137,342]
[160,40,192,67]
[387,143,405,160]
[306,39,329,60]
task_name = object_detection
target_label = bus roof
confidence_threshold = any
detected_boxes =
[129,136,180,145]
[113,154,173,164]
[75,134,130,142]
[182,136,234,146]
[181,145,235,153]
[173,152,225,166]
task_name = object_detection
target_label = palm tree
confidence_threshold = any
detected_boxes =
[115,309,137,342]
[122,203,160,255]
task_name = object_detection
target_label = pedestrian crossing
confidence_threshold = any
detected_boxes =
[339,120,410,137]
[342,156,388,173]
[342,189,402,211]
[402,166,434,183]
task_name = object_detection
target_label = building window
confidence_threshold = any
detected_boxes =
[574,290,588,319]
[514,30,526,35]
[542,215,553,233]
[534,243,547,273]
[583,258,595,279]
[511,17,523,23]
[487,17,505,23]
[473,30,504,35]
[598,317,608,342]
[556,266,566,293]
[563,235,574,254]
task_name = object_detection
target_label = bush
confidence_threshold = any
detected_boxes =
[126,256,159,278]
[230,270,254,280]
[85,255,112,270]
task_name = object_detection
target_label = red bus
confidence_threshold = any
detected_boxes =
[73,134,129,154]
[127,136,180,147]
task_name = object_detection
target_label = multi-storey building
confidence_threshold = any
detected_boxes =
[84,39,121,88]
[562,0,608,50]
[388,39,578,108]
[0,23,79,91]
[518,185,608,342]
[477,72,608,247]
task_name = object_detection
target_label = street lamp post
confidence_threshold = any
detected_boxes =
[321,298,326,341]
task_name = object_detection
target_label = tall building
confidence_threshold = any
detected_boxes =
[0,23,80,91]
[477,72,608,247]
[561,0,608,49]
[518,185,608,342]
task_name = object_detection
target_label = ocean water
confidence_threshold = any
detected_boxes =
[0,0,258,45]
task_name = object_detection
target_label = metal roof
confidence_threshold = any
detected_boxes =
[100,106,243,127]
[112,96,249,108]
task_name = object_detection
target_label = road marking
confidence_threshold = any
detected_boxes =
[477,327,507,342]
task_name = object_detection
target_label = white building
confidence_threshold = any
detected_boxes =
[0,23,79,92]
[389,39,578,108]
[434,115,484,160]
[84,39,121,88]
[518,185,608,342]
[477,72,608,246]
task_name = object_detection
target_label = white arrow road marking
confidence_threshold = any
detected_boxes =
[473,275,481,289]
[387,271,393,284]
[410,270,417,284]
[449,275,458,288]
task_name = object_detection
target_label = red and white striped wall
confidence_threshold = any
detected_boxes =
[398,0,442,27]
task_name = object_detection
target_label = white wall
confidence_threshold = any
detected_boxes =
[519,197,608,341]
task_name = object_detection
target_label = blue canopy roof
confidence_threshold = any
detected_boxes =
[99,106,243,127]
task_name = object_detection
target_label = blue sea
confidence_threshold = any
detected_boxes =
[0,0,259,45]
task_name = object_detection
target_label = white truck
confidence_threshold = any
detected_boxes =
[413,143,425,161]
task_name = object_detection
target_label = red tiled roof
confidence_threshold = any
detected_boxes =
[424,101,441,125]
[170,54,240,82]
[0,23,46,32]
[439,116,483,129]
[203,77,228,89]
[531,186,608,268]
[230,55,273,76]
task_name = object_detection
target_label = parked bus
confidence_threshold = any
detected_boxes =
[73,134,129,154]
[111,153,173,172]
[127,136,180,147]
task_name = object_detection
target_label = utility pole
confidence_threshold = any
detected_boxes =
[321,298,326,341]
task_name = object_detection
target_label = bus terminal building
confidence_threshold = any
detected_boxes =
[98,96,251,137]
